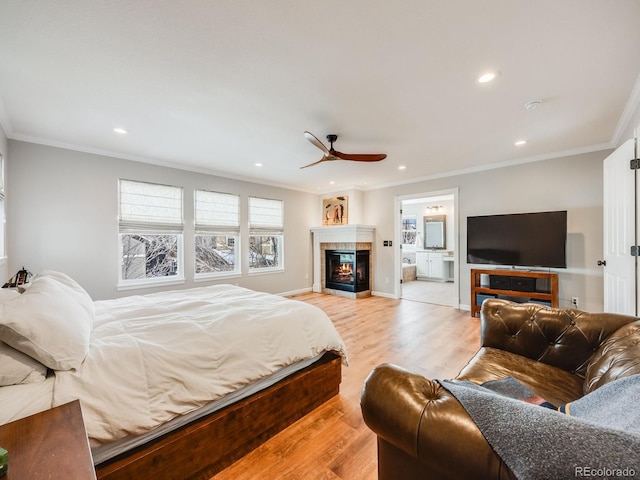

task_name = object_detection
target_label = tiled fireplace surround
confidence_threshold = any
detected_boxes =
[310,225,375,299]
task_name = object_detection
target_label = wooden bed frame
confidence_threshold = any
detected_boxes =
[95,351,342,480]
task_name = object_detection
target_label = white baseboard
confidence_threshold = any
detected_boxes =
[371,290,398,299]
[279,287,313,297]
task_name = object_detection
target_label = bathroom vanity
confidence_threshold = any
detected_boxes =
[416,215,454,281]
[415,251,454,281]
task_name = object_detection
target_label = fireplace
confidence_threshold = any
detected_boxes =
[325,250,370,293]
[311,225,375,298]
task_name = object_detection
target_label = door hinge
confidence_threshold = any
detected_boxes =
[632,245,640,256]
[630,159,640,169]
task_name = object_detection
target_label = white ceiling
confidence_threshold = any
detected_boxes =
[1,1,639,193]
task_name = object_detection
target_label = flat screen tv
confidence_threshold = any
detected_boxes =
[467,211,567,268]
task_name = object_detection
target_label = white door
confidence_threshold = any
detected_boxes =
[603,138,637,314]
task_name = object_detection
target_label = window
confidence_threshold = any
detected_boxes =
[194,190,240,277]
[118,180,184,286]
[402,215,417,246]
[248,196,283,272]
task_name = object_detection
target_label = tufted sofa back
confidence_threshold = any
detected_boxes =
[481,299,638,379]
[584,320,640,393]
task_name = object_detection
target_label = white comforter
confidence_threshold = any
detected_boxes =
[52,285,347,446]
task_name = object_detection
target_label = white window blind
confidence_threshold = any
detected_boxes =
[195,190,240,232]
[119,180,183,233]
[248,197,283,270]
[249,197,283,232]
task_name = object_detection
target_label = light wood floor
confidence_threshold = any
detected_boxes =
[401,279,455,306]
[211,293,480,480]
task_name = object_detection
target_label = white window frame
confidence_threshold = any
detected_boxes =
[194,190,241,280]
[118,179,185,289]
[402,214,417,251]
[248,196,284,274]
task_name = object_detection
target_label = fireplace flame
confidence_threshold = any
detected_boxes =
[339,263,353,274]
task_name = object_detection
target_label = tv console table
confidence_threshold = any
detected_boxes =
[470,268,558,317]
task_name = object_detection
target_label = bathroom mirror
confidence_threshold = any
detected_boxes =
[424,215,446,249]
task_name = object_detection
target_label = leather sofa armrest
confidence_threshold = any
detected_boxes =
[361,364,515,480]
[480,299,638,376]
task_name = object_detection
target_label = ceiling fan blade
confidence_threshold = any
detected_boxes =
[300,156,332,169]
[304,131,330,155]
[332,150,387,162]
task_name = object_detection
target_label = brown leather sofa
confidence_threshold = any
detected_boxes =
[361,299,640,480]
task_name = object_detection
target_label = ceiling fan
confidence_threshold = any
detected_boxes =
[301,131,387,169]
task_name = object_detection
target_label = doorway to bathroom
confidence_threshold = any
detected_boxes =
[396,189,459,308]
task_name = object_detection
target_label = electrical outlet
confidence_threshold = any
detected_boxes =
[571,297,579,308]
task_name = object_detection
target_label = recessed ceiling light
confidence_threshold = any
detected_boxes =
[514,140,527,146]
[398,165,407,170]
[477,72,496,84]
[329,181,335,185]
[254,162,263,167]
[113,127,128,134]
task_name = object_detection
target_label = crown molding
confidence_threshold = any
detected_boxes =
[8,132,314,194]
[366,142,614,192]
[611,72,640,147]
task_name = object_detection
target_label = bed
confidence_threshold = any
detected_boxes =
[0,271,347,479]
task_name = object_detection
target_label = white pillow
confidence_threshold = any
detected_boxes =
[0,289,20,302]
[0,274,94,370]
[34,270,94,317]
[0,341,47,385]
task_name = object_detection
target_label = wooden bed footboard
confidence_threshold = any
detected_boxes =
[95,351,342,480]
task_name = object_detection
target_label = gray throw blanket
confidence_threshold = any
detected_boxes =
[440,375,640,480]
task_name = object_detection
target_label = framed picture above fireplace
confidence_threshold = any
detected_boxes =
[322,196,349,226]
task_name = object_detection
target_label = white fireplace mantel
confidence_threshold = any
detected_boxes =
[310,225,375,293]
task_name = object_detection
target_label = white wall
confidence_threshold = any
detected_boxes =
[0,125,8,282]
[0,140,621,311]
[363,150,610,312]
[7,141,317,300]
[616,75,640,145]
